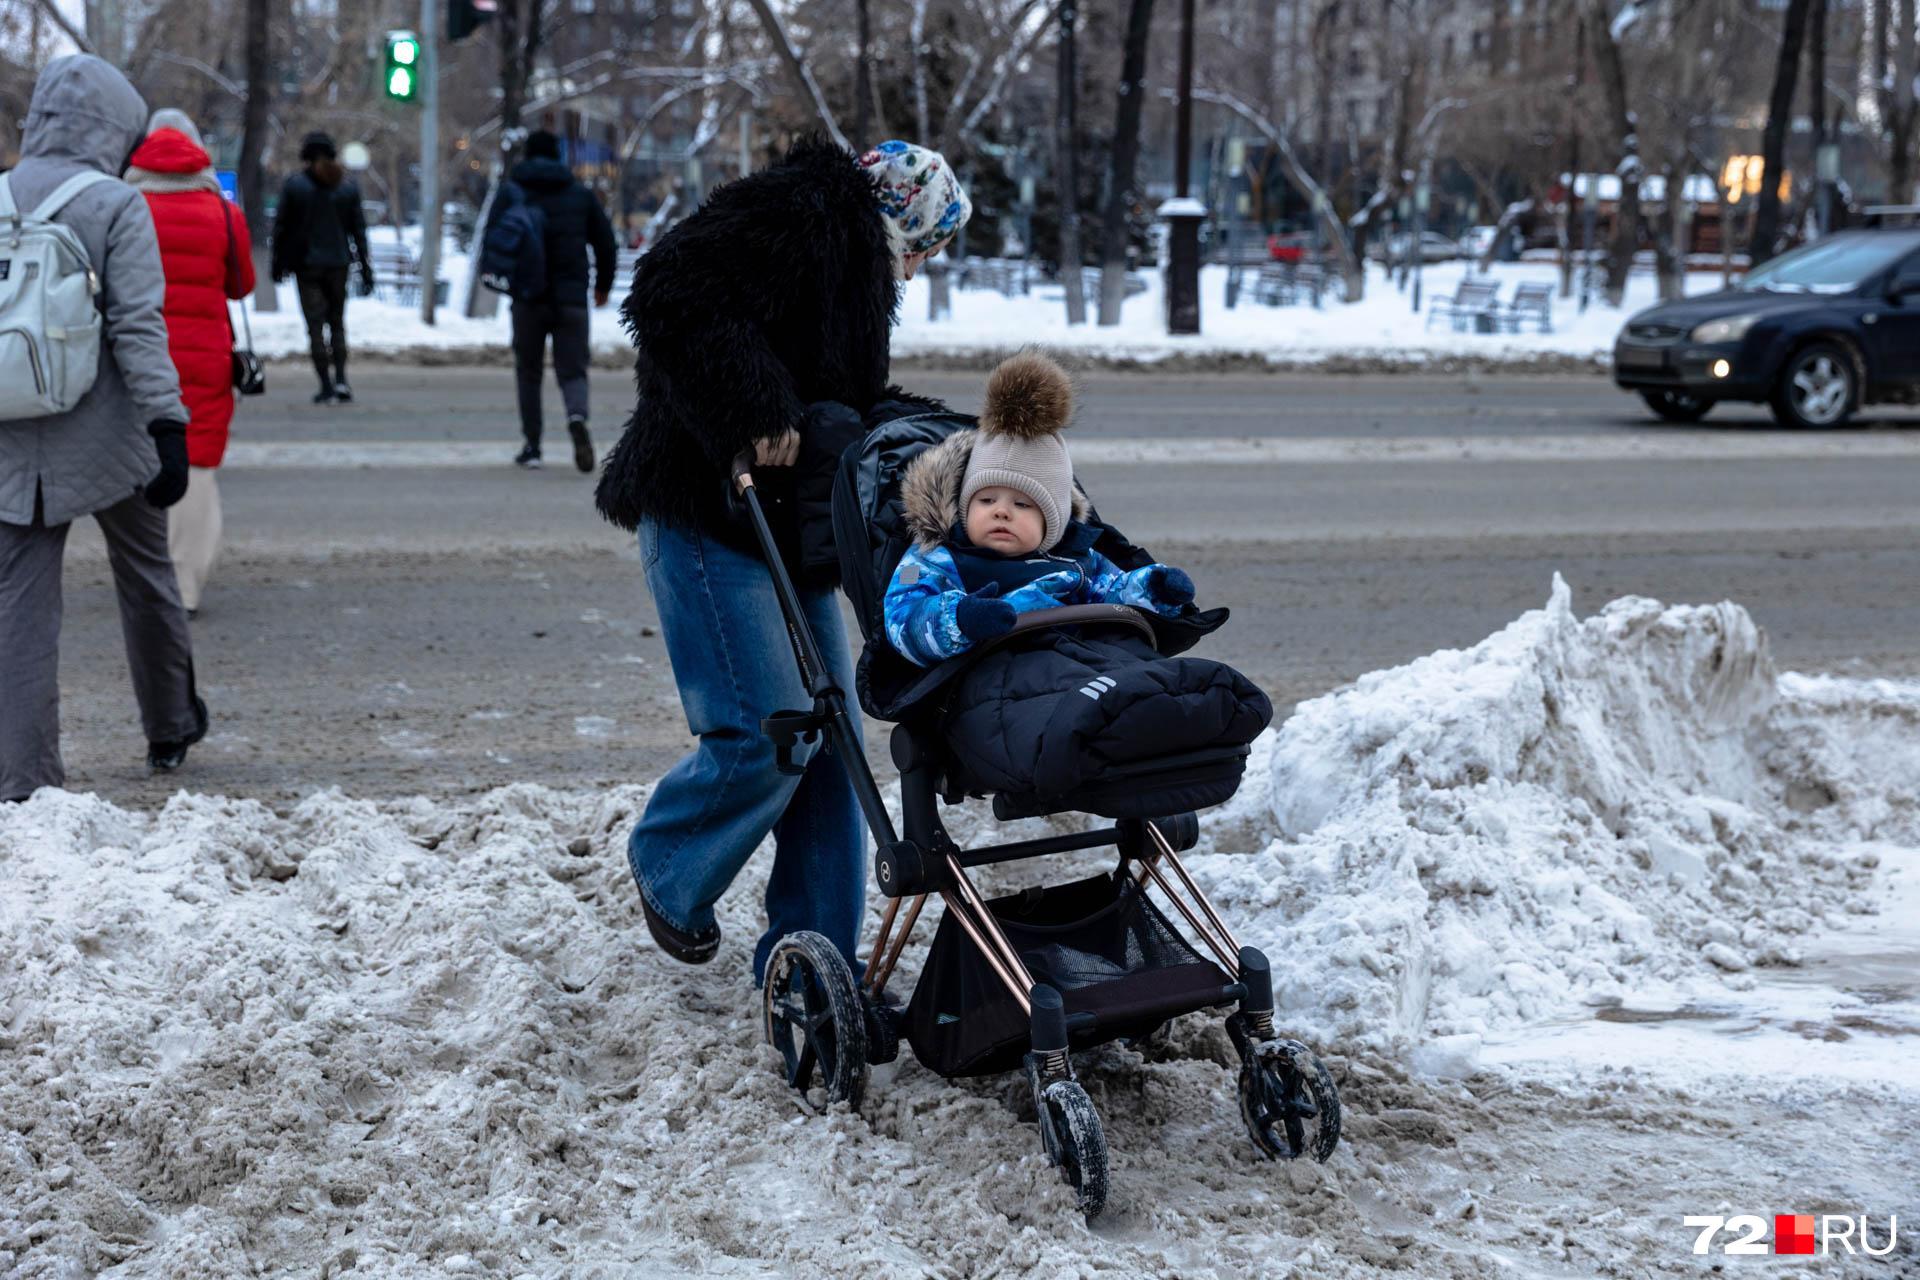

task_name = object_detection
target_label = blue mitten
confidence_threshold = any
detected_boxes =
[1148,565,1195,606]
[955,583,1017,642]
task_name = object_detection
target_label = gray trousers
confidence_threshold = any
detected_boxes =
[0,491,199,800]
[510,299,591,449]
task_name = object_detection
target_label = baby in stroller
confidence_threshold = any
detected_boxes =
[878,350,1271,805]
[883,350,1197,665]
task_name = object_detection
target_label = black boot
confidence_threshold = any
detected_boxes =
[331,369,353,403]
[640,894,720,964]
[311,380,336,404]
[148,695,210,772]
[567,418,595,473]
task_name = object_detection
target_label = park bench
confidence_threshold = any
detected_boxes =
[1502,281,1554,333]
[1425,279,1501,332]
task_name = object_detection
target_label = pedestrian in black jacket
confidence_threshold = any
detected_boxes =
[594,136,970,981]
[270,132,372,404]
[492,129,617,472]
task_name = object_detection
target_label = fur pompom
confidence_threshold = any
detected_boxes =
[980,349,1073,439]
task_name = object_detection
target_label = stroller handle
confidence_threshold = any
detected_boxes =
[974,604,1158,659]
[730,449,756,494]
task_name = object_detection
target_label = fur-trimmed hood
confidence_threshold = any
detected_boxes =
[900,429,1091,549]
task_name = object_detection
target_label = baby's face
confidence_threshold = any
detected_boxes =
[966,486,1045,556]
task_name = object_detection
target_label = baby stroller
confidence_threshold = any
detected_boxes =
[732,412,1341,1219]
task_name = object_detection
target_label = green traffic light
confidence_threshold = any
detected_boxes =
[392,39,418,66]
[387,65,414,98]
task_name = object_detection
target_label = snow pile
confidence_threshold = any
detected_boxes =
[0,785,1373,1278]
[1193,577,1920,1053]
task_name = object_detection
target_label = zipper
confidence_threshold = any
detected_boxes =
[0,326,45,396]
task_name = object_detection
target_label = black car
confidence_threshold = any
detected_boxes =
[1613,229,1920,427]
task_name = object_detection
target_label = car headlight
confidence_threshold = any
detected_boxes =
[1690,313,1761,344]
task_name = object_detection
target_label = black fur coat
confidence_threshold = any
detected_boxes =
[595,137,911,566]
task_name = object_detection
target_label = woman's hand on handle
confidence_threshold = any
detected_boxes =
[753,429,802,469]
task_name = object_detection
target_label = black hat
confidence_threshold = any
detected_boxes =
[524,129,561,160]
[300,131,338,163]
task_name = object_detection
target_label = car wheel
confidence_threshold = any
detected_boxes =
[1640,390,1713,423]
[1770,342,1857,429]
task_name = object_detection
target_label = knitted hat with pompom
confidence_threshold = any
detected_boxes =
[961,350,1076,551]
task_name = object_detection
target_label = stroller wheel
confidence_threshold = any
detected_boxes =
[763,932,869,1111]
[1038,1080,1109,1220]
[1238,1038,1341,1163]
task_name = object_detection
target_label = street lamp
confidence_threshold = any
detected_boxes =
[1161,0,1201,334]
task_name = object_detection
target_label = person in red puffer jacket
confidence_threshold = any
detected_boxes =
[125,109,255,616]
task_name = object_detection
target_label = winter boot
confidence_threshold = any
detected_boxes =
[148,695,210,772]
[567,417,595,473]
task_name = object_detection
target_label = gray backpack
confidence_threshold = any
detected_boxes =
[0,170,109,420]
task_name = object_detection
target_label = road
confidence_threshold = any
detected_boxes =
[52,365,1920,805]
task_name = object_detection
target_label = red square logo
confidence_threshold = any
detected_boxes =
[1775,1214,1816,1255]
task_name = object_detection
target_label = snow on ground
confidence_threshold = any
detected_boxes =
[244,237,1665,367]
[3,585,1916,1277]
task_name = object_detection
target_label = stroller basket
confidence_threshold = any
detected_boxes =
[907,872,1235,1077]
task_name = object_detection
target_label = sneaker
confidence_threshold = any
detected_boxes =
[311,385,336,405]
[640,893,720,964]
[148,695,209,772]
[331,380,354,404]
[567,418,596,473]
[514,446,543,470]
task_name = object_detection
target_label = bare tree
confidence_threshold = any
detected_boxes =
[1750,0,1814,264]
[1888,0,1919,202]
[1096,0,1153,325]
[1585,0,1639,306]
[746,0,850,148]
[1056,0,1085,324]
[1195,87,1363,300]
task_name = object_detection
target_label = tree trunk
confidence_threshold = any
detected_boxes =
[1749,0,1813,266]
[1097,0,1154,325]
[1892,0,1919,204]
[1560,13,1585,298]
[1809,0,1827,146]
[239,0,273,309]
[1585,0,1637,307]
[856,0,874,146]
[1057,0,1086,325]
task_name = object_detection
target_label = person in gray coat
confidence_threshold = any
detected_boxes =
[0,55,205,802]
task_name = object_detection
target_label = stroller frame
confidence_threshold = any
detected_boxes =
[731,454,1339,1217]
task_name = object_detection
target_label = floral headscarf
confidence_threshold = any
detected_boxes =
[857,140,972,260]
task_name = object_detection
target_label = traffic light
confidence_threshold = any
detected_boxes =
[449,0,496,42]
[384,30,420,101]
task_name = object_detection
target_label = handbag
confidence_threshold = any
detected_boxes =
[222,198,267,396]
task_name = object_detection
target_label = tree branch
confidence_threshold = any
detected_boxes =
[743,0,849,149]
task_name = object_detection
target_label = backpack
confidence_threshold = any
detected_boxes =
[479,184,547,301]
[0,170,109,421]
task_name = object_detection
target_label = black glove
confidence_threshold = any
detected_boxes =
[358,264,376,297]
[1147,565,1195,606]
[144,422,190,509]
[955,583,1017,643]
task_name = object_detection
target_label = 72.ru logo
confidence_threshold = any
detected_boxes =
[1684,1214,1899,1257]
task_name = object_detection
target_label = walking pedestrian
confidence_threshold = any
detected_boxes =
[594,137,970,980]
[270,132,372,405]
[125,109,256,617]
[0,56,205,801]
[486,129,617,472]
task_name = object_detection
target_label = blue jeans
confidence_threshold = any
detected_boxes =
[627,515,867,982]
